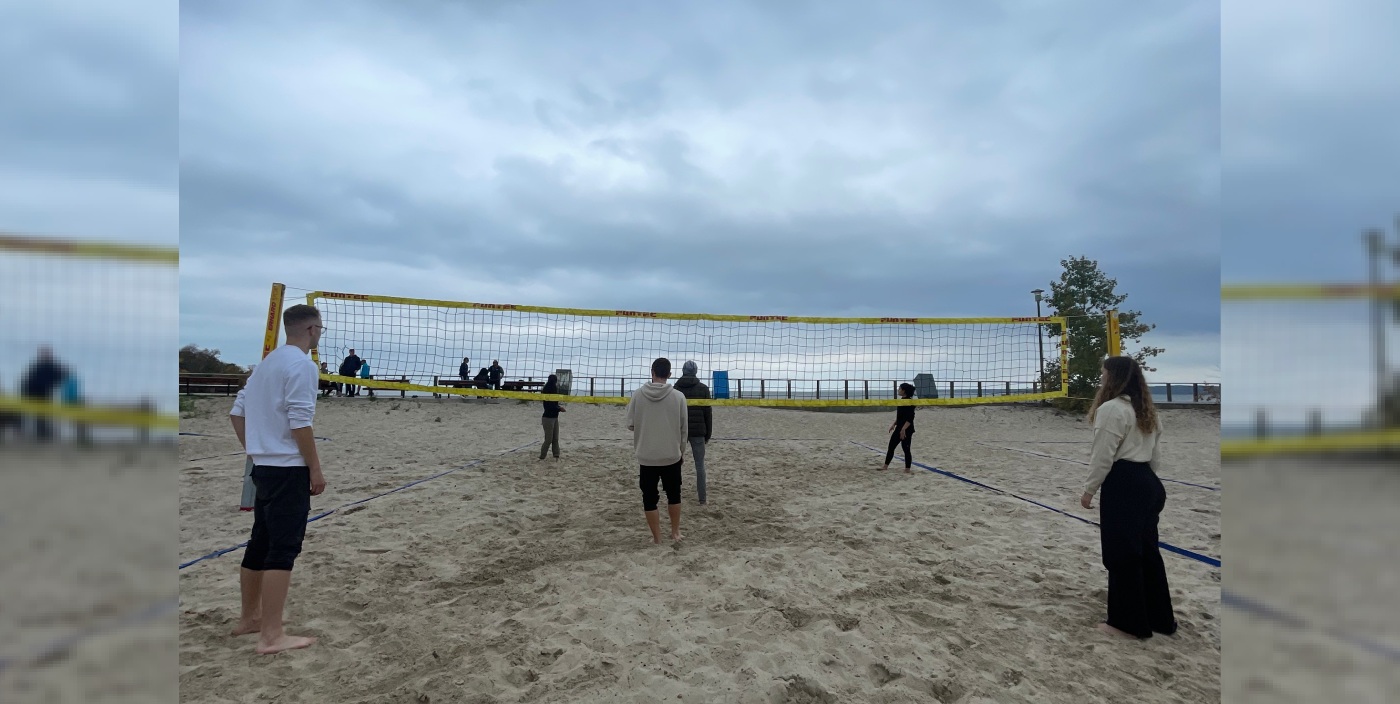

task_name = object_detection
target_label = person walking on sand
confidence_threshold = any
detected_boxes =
[539,374,566,460]
[673,360,713,504]
[459,356,471,381]
[881,382,917,473]
[626,357,688,544]
[228,303,328,655]
[1080,355,1178,641]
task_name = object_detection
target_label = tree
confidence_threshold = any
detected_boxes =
[1039,256,1163,409]
[179,345,249,375]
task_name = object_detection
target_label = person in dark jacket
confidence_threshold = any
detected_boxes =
[473,367,491,389]
[673,360,714,505]
[21,346,69,441]
[488,360,504,390]
[538,374,566,459]
[338,349,362,397]
[459,357,471,381]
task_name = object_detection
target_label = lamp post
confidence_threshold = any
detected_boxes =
[1367,224,1400,414]
[1031,289,1046,390]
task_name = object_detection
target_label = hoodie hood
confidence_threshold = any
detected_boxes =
[638,381,675,401]
[673,375,699,389]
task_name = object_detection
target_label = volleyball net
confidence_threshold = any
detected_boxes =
[1222,282,1400,458]
[289,288,1073,407]
[0,233,180,437]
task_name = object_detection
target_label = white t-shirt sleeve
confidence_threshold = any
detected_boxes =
[230,387,247,417]
[1083,401,1129,496]
[284,359,318,430]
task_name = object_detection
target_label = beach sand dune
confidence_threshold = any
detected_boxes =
[179,397,1220,703]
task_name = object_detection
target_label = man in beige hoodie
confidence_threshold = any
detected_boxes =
[626,357,689,543]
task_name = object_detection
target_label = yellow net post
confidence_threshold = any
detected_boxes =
[262,283,286,362]
[1106,309,1122,357]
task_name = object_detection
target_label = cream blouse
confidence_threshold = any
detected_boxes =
[1083,395,1162,496]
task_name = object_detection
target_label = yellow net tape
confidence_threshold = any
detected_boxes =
[320,375,1065,406]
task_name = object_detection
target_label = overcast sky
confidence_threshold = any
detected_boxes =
[173,0,1221,381]
[1220,0,1400,426]
[0,0,176,408]
[1222,0,1400,283]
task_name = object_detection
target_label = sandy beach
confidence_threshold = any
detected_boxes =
[178,396,1221,703]
[1222,455,1400,703]
[0,445,178,704]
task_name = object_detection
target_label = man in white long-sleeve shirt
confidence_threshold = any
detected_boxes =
[229,304,327,654]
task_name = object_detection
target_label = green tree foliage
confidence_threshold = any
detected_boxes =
[1040,256,1163,409]
[179,345,248,375]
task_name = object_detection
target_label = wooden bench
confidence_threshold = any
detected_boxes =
[432,375,490,398]
[354,377,411,398]
[179,373,247,395]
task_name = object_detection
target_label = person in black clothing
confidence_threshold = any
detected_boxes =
[673,361,714,504]
[882,382,917,473]
[473,367,491,389]
[21,346,69,441]
[459,357,471,381]
[488,360,504,390]
[538,374,566,459]
[338,349,362,397]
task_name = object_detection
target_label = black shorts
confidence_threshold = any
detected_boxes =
[240,466,312,572]
[639,460,683,511]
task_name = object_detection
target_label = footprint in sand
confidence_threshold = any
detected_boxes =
[867,663,902,686]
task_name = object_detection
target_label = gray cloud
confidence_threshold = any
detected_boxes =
[1222,0,1400,281]
[1,0,176,244]
[178,0,1219,377]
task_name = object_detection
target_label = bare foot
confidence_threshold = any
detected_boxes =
[652,537,662,545]
[256,634,317,654]
[671,532,684,542]
[231,619,261,636]
[1096,622,1138,639]
[904,467,912,474]
[878,465,888,471]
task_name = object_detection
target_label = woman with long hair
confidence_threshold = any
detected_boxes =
[1081,356,1177,640]
[539,374,565,460]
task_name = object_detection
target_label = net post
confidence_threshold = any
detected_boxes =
[1059,321,1070,394]
[1106,309,1122,357]
[261,283,286,361]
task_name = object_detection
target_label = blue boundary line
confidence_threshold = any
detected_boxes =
[0,597,178,676]
[571,437,839,442]
[849,441,1221,568]
[988,440,1209,445]
[975,442,1221,492]
[180,432,331,441]
[178,441,535,570]
[185,451,246,462]
[1221,590,1400,663]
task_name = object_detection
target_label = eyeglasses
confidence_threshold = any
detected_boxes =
[310,324,328,332]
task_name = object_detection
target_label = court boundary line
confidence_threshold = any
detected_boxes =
[849,440,1220,568]
[1220,590,1400,663]
[178,441,534,570]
